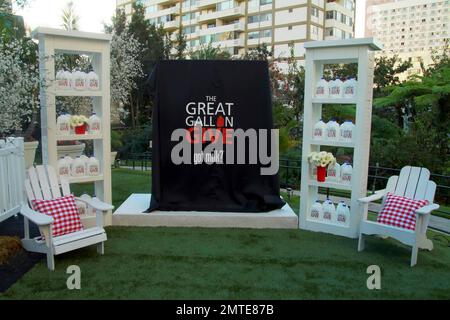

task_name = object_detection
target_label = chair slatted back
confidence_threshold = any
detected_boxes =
[385,166,437,204]
[25,165,71,205]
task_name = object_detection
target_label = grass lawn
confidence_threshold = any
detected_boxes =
[1,169,450,299]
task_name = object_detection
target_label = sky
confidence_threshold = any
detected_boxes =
[16,0,367,37]
[16,0,117,33]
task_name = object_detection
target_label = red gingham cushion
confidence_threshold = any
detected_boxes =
[32,195,84,237]
[377,192,429,231]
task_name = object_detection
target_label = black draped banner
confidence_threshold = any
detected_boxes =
[148,60,285,213]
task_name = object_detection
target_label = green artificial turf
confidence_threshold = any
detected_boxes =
[2,169,450,300]
[71,168,152,209]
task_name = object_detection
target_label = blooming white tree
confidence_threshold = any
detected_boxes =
[110,29,143,123]
[0,37,39,136]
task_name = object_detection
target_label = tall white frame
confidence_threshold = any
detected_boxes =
[300,38,382,239]
[33,28,113,226]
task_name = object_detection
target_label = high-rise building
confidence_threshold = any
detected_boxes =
[366,0,450,77]
[116,0,356,65]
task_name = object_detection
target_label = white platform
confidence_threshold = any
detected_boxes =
[113,194,299,229]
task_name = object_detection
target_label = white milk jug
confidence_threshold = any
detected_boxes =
[87,157,100,176]
[329,78,343,99]
[310,200,323,220]
[327,162,341,182]
[336,202,350,225]
[88,113,101,135]
[56,70,71,90]
[72,71,87,90]
[64,155,74,169]
[322,199,336,223]
[340,121,355,143]
[343,78,357,99]
[72,156,86,177]
[56,113,71,136]
[80,155,89,171]
[326,120,340,141]
[86,71,100,90]
[341,163,353,184]
[315,78,329,98]
[57,157,70,177]
[313,120,326,140]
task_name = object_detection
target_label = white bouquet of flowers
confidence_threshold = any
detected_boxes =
[308,151,336,168]
[69,115,88,128]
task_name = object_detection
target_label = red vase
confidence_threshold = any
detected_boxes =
[317,166,327,182]
[75,124,87,135]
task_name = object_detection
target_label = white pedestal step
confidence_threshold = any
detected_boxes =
[113,194,299,230]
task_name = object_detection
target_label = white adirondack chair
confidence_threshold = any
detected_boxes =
[358,166,440,267]
[21,165,114,270]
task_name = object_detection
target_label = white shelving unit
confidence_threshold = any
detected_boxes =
[300,38,382,239]
[33,28,113,226]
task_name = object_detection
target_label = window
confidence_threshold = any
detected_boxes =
[326,11,336,20]
[217,0,236,11]
[248,31,259,39]
[311,7,319,18]
[182,26,197,35]
[344,0,353,11]
[248,13,271,24]
[248,29,272,40]
[146,5,156,14]
[261,29,272,38]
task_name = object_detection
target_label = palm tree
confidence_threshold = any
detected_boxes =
[61,1,79,31]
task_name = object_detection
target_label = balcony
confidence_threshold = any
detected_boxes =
[163,18,180,31]
[247,20,272,30]
[248,4,272,14]
[197,21,245,36]
[247,37,271,46]
[197,0,219,9]
[146,4,180,19]
[197,5,245,23]
[211,38,245,48]
[325,1,354,18]
[146,0,179,5]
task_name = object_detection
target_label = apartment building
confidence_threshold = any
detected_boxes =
[116,0,355,64]
[366,0,450,77]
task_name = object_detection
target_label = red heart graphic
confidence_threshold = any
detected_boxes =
[217,116,225,128]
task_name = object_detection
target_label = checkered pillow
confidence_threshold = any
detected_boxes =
[32,195,84,237]
[377,192,429,231]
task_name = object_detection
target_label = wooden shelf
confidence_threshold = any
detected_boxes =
[311,140,355,148]
[308,180,352,191]
[312,98,357,105]
[306,218,349,228]
[36,27,113,227]
[68,175,104,184]
[55,89,102,97]
[57,134,103,141]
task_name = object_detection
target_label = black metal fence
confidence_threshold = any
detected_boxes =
[114,152,450,217]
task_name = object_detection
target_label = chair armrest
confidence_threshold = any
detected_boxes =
[358,190,386,204]
[76,195,114,212]
[20,204,54,226]
[416,204,440,215]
